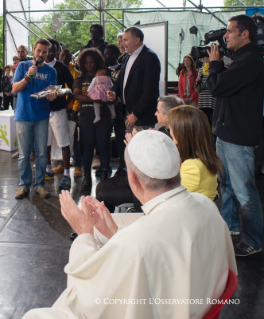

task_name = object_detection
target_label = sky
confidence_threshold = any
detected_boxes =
[2,0,225,17]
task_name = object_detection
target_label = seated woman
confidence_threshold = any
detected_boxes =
[96,104,221,219]
[94,106,222,246]
[168,105,221,201]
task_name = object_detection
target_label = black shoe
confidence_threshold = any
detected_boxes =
[235,241,262,257]
[70,232,78,241]
[101,169,109,181]
[114,167,127,176]
[81,169,92,192]
[95,166,112,177]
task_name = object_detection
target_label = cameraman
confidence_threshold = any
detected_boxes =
[207,14,264,257]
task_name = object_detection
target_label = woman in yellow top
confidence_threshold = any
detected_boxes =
[167,105,222,201]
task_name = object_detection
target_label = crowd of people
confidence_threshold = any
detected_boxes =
[2,13,264,318]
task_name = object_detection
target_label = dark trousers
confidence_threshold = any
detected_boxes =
[200,107,213,128]
[113,116,126,168]
[96,172,142,213]
[72,124,82,167]
[3,95,13,110]
[80,123,112,170]
[255,117,264,175]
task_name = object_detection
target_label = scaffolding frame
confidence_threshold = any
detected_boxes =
[3,0,264,66]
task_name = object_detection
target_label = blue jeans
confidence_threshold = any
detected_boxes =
[80,123,113,170]
[16,119,49,190]
[216,138,263,249]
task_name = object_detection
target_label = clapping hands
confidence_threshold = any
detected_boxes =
[59,191,118,239]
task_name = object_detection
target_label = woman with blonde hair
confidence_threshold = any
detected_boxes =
[168,105,221,201]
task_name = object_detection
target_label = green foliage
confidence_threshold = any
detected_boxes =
[0,15,3,68]
[29,0,142,55]
[224,0,264,9]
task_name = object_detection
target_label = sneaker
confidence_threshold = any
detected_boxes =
[74,167,83,177]
[44,172,54,180]
[12,150,19,159]
[15,187,29,199]
[230,231,240,236]
[59,175,71,189]
[30,152,35,161]
[35,187,50,199]
[51,165,64,174]
[92,158,101,169]
[95,166,112,177]
[235,241,262,257]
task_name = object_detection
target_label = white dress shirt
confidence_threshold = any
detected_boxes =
[46,58,56,68]
[122,44,144,104]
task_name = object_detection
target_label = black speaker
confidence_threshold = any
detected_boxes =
[189,26,198,35]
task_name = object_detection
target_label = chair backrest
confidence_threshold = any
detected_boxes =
[203,269,238,319]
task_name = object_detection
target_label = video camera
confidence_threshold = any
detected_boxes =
[253,13,264,54]
[190,28,231,60]
[191,14,264,60]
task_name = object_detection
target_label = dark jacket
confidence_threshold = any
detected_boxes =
[50,60,74,112]
[2,75,12,93]
[113,45,161,126]
[208,43,264,146]
[81,39,108,56]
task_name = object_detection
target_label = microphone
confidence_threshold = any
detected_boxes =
[30,57,42,77]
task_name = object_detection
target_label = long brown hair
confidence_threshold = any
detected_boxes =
[181,55,196,76]
[167,105,221,175]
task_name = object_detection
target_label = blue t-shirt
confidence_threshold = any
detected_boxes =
[12,61,57,122]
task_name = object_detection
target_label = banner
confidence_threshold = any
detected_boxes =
[5,0,29,66]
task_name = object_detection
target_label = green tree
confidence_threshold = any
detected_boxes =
[29,0,142,55]
[224,0,264,9]
[0,15,3,68]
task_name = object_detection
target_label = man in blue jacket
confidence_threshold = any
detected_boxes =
[208,14,264,256]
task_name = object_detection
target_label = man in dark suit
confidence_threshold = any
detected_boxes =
[107,26,161,131]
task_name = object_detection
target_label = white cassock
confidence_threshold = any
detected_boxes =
[23,185,237,319]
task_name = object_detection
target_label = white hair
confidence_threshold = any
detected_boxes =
[117,32,124,39]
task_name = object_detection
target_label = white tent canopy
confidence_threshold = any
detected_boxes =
[124,10,245,80]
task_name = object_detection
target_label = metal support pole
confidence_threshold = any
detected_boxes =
[156,0,170,11]
[76,0,99,18]
[237,0,246,6]
[8,7,264,13]
[6,20,17,51]
[99,0,102,24]
[103,0,106,40]
[199,0,202,12]
[103,9,126,28]
[19,0,27,20]
[9,13,40,38]
[187,0,227,26]
[3,0,7,67]
[31,22,53,38]
[30,19,122,23]
[28,0,31,52]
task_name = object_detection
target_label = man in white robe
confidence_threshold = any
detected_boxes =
[23,130,237,319]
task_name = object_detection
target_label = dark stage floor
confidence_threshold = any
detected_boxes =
[0,149,263,319]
